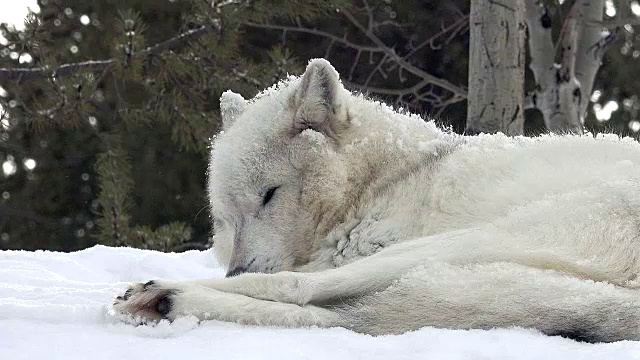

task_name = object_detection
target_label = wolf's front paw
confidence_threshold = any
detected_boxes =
[113,280,177,324]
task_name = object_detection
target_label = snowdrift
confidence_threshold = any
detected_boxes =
[1,245,638,359]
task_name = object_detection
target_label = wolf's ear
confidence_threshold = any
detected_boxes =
[220,90,247,130]
[290,59,347,139]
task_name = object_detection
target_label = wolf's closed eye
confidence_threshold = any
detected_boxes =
[262,187,279,206]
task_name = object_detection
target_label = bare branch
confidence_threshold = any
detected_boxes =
[412,15,468,56]
[362,0,375,32]
[0,24,219,82]
[386,14,468,74]
[344,78,463,114]
[364,54,390,87]
[583,16,640,28]
[339,7,468,98]
[344,79,430,96]
[244,22,384,53]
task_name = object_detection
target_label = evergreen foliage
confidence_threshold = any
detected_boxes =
[0,0,346,251]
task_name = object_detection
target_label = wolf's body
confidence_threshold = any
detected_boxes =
[114,59,640,342]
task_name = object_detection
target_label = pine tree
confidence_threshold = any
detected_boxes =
[0,0,347,251]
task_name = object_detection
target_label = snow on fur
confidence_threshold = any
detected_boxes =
[1,246,638,359]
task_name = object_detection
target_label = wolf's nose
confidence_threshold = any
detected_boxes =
[225,266,247,278]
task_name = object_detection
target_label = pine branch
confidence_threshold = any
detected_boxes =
[0,25,219,82]
[0,203,60,226]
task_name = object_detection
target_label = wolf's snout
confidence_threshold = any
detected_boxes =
[225,266,247,278]
[225,256,256,277]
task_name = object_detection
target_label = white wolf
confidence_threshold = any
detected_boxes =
[114,59,640,343]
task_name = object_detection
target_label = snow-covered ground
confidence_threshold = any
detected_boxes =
[0,245,638,360]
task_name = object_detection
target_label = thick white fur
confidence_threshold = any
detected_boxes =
[114,59,640,342]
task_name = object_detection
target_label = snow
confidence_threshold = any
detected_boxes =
[1,246,638,360]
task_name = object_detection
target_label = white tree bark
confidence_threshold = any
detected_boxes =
[574,0,605,120]
[466,0,526,135]
[525,0,605,134]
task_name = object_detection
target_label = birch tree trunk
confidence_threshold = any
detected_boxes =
[525,0,605,134]
[574,0,605,121]
[466,0,526,135]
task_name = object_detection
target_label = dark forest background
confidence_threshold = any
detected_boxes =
[1,0,639,252]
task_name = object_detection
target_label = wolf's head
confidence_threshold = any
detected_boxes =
[208,59,354,276]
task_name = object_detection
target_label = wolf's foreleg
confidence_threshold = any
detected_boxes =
[181,229,509,305]
[112,281,344,328]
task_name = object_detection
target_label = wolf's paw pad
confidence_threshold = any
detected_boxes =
[112,280,176,324]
